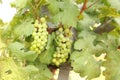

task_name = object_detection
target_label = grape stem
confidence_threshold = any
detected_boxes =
[87,0,99,9]
[28,0,44,19]
[28,1,39,19]
[36,0,44,9]
[78,0,99,19]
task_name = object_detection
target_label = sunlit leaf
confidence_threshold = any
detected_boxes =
[8,42,38,61]
[98,6,120,18]
[70,50,101,79]
[0,58,28,80]
[13,18,34,37]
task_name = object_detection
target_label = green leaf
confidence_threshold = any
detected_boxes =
[46,33,55,49]
[75,0,84,4]
[100,0,110,6]
[13,18,34,37]
[70,50,101,79]
[22,65,39,74]
[74,31,96,50]
[11,0,28,10]
[98,6,120,18]
[0,57,28,80]
[39,33,55,64]
[29,64,53,80]
[47,0,63,15]
[39,44,55,64]
[8,42,38,61]
[48,0,79,27]
[77,13,97,30]
[103,50,120,80]
[23,51,38,61]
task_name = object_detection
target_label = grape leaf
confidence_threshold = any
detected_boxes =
[74,31,96,50]
[11,0,28,10]
[75,0,84,4]
[39,45,55,64]
[29,64,53,80]
[8,42,38,61]
[100,0,110,6]
[77,13,97,30]
[22,65,39,74]
[48,0,79,27]
[103,50,120,80]
[0,57,28,80]
[70,50,101,79]
[13,18,34,37]
[47,0,63,15]
[98,6,120,18]
[39,33,55,64]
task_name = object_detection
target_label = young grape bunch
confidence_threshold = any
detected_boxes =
[30,17,48,54]
[52,26,73,66]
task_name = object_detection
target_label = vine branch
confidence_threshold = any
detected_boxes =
[80,0,88,15]
[28,1,39,19]
[78,0,99,19]
[87,0,99,9]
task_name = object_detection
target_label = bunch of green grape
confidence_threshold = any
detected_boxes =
[30,17,48,54]
[52,26,73,66]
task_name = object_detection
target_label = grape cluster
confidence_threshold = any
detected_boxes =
[52,27,73,66]
[30,17,48,54]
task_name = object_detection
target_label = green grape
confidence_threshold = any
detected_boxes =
[38,24,42,28]
[40,17,46,23]
[62,58,66,63]
[42,23,47,28]
[58,27,63,32]
[52,26,73,66]
[52,58,56,63]
[53,53,57,57]
[55,61,60,66]
[34,36,39,40]
[56,53,61,57]
[30,17,48,54]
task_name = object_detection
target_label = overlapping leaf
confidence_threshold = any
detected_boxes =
[98,6,120,18]
[13,18,34,37]
[8,42,38,61]
[0,57,28,80]
[48,0,79,27]
[11,0,28,10]
[29,64,53,80]
[103,50,120,80]
[74,31,96,50]
[70,50,101,80]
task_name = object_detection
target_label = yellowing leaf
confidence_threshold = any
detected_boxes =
[0,58,28,80]
[11,0,28,10]
[98,6,120,18]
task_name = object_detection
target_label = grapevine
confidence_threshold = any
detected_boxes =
[0,0,120,80]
